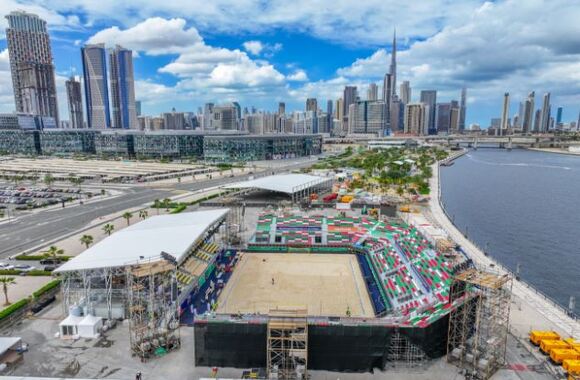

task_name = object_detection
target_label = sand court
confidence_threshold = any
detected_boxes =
[216,252,374,317]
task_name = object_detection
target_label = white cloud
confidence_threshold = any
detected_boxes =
[243,41,263,55]
[87,17,202,55]
[287,70,308,82]
[84,17,288,107]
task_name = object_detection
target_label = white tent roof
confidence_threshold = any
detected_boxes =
[0,337,21,355]
[59,315,83,326]
[225,174,330,195]
[78,315,102,326]
[55,209,229,273]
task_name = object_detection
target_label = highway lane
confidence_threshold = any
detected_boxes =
[0,159,315,258]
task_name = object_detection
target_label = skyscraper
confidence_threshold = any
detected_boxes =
[109,45,138,129]
[533,109,542,132]
[539,92,551,132]
[367,83,378,101]
[500,92,510,136]
[556,107,563,125]
[82,44,111,129]
[459,87,467,132]
[306,98,318,113]
[278,102,286,115]
[65,76,84,129]
[343,86,357,127]
[382,73,393,130]
[400,81,411,104]
[5,11,59,124]
[522,91,535,133]
[420,90,437,134]
[436,103,452,134]
[404,103,428,135]
[135,101,142,117]
[390,29,397,98]
[326,100,333,133]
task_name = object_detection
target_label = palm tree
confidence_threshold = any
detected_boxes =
[139,210,148,220]
[44,173,55,188]
[46,245,64,260]
[80,234,94,249]
[152,199,161,215]
[102,223,114,236]
[0,277,16,306]
[122,212,133,226]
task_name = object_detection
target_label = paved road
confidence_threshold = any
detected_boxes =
[0,159,316,258]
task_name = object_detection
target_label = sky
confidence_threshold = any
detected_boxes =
[1,0,580,127]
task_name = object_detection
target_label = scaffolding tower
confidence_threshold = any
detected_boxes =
[127,258,181,360]
[447,268,512,379]
[386,330,428,369]
[267,308,308,380]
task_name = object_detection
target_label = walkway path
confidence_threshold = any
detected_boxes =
[428,162,579,340]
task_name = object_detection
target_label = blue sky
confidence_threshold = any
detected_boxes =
[1,0,580,127]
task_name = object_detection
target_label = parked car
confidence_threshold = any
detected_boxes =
[0,262,15,270]
[13,264,36,272]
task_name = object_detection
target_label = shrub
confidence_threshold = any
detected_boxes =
[0,299,29,320]
[13,254,71,261]
[32,279,61,299]
[170,204,187,214]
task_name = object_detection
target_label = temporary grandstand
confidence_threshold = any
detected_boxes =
[225,173,333,203]
[56,209,229,319]
[194,211,474,373]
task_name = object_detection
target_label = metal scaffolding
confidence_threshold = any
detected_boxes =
[447,268,512,380]
[127,258,181,360]
[267,308,308,380]
[386,330,428,369]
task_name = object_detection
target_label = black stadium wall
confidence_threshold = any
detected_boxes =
[194,313,451,372]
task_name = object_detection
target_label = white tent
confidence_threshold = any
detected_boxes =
[59,315,83,339]
[77,315,102,338]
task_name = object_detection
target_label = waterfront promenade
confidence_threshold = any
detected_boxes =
[428,160,580,341]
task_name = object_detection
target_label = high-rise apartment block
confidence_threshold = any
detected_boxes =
[5,11,59,125]
[109,45,137,129]
[420,90,437,134]
[82,44,111,129]
[65,76,84,129]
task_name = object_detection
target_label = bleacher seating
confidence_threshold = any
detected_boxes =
[250,212,457,316]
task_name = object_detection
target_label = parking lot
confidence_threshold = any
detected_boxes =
[0,185,92,211]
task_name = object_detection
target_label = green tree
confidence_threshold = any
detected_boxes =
[0,277,16,306]
[46,245,64,260]
[80,234,94,249]
[139,210,148,220]
[122,212,133,226]
[44,173,55,188]
[102,223,114,236]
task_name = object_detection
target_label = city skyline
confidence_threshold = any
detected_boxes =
[1,1,580,127]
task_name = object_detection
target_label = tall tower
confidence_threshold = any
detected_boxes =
[65,76,84,129]
[82,44,111,129]
[459,87,467,132]
[367,83,378,101]
[390,28,397,98]
[278,102,286,115]
[539,92,551,133]
[522,91,535,134]
[500,92,510,136]
[400,81,411,104]
[306,98,318,113]
[109,45,138,129]
[420,90,437,134]
[342,86,357,127]
[5,11,59,124]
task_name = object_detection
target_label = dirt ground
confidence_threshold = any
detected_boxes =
[216,252,374,317]
[0,276,53,307]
